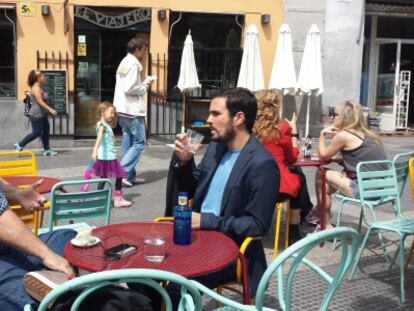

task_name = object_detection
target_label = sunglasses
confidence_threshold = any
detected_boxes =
[331,111,339,118]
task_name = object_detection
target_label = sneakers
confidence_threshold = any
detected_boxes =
[24,270,68,302]
[122,177,146,187]
[122,178,133,187]
[43,149,58,156]
[113,190,132,208]
[14,143,23,151]
[305,206,320,225]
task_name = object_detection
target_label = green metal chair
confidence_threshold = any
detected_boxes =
[45,179,112,233]
[392,151,414,198]
[332,151,414,250]
[192,227,359,311]
[24,269,202,311]
[348,160,414,303]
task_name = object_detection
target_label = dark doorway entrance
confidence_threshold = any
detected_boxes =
[74,6,150,136]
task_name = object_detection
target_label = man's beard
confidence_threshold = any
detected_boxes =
[211,126,235,143]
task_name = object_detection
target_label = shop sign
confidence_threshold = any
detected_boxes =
[77,43,87,57]
[19,2,36,17]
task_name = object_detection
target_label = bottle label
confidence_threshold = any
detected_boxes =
[178,196,187,206]
[173,206,191,245]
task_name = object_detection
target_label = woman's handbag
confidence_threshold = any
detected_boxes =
[23,91,31,117]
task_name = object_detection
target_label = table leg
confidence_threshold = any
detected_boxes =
[320,167,326,231]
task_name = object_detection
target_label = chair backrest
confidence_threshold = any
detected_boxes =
[409,157,414,203]
[0,150,37,176]
[392,151,414,197]
[255,227,358,311]
[0,150,39,233]
[48,179,112,232]
[30,269,202,311]
[356,160,402,220]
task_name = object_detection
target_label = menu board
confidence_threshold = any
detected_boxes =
[42,70,67,114]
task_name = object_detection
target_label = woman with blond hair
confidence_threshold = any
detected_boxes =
[314,100,387,230]
[253,89,314,243]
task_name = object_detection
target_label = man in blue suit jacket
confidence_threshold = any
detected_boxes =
[173,88,280,296]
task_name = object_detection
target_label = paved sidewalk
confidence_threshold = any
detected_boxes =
[7,136,414,310]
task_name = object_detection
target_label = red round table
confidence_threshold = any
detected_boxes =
[294,157,329,231]
[2,175,62,194]
[64,222,240,278]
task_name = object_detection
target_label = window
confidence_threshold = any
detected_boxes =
[0,8,16,98]
[168,12,244,98]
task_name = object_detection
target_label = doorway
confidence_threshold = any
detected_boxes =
[374,40,414,130]
[74,31,140,136]
[73,6,150,137]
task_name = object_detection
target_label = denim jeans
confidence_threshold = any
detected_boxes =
[19,116,50,150]
[118,116,146,181]
[0,229,76,310]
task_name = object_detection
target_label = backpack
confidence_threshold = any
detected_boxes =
[23,91,31,117]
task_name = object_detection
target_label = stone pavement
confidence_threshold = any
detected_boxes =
[7,136,414,310]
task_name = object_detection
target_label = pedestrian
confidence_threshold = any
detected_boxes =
[253,89,314,243]
[91,101,131,208]
[15,70,58,156]
[113,38,153,187]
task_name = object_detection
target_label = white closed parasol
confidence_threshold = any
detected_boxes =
[269,24,297,95]
[297,24,323,137]
[237,24,265,92]
[177,30,201,133]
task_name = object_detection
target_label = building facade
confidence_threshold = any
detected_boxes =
[287,0,414,133]
[0,0,282,147]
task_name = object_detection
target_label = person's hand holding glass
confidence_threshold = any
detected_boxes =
[174,129,204,165]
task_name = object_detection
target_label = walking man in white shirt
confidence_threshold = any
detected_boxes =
[114,38,152,187]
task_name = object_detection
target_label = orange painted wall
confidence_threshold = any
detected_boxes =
[12,0,282,99]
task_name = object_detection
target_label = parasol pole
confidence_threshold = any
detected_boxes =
[181,91,186,133]
[305,94,311,137]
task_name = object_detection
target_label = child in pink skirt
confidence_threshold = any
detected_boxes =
[91,101,131,208]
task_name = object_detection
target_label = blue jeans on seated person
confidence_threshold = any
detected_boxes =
[0,229,76,310]
[119,116,146,182]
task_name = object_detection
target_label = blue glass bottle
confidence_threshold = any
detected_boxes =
[173,192,192,245]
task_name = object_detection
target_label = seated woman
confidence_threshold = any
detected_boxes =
[315,100,387,230]
[253,90,313,243]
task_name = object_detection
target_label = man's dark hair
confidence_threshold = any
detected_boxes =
[211,88,257,133]
[127,38,148,53]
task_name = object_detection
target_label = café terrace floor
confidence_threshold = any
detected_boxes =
[32,136,414,310]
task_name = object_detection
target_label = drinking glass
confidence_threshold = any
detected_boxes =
[299,137,307,161]
[183,129,204,154]
[143,235,166,263]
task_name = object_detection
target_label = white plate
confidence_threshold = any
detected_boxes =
[70,236,101,248]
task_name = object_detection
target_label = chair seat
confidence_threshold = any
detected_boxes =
[371,218,414,234]
[37,222,92,235]
[333,193,394,206]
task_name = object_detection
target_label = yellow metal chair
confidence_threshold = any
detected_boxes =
[273,200,291,258]
[404,157,414,270]
[0,150,41,234]
[0,150,37,176]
